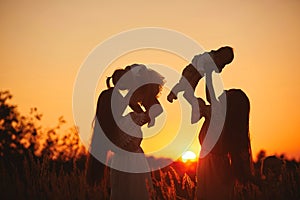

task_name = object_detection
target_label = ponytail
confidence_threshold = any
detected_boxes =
[106,76,112,88]
[106,69,126,89]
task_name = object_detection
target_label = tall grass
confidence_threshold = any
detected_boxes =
[0,153,104,200]
[0,154,299,200]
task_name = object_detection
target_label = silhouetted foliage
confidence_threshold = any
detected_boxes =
[0,90,29,157]
[0,90,86,161]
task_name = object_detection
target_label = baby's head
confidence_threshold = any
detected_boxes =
[210,46,234,72]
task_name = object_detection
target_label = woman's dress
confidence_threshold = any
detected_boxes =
[196,115,234,200]
[96,88,153,200]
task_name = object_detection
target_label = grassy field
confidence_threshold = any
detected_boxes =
[0,153,299,200]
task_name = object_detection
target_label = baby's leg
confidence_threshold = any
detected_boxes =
[167,64,202,103]
[182,65,203,124]
[183,89,201,124]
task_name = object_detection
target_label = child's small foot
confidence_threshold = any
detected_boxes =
[167,91,178,103]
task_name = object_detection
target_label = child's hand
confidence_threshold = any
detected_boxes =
[147,118,155,128]
[167,91,177,103]
[130,112,150,126]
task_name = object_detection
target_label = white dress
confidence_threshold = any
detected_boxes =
[110,147,153,200]
[109,114,153,200]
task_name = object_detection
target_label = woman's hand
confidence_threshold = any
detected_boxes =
[198,98,211,119]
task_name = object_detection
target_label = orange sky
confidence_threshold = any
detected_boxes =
[1,1,300,160]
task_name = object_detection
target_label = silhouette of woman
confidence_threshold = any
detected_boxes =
[86,64,165,200]
[196,88,254,200]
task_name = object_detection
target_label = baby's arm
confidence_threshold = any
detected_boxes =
[167,82,184,102]
[129,101,144,113]
[128,90,144,113]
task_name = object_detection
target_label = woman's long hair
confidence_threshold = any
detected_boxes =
[86,70,126,187]
[225,89,254,183]
[86,90,112,188]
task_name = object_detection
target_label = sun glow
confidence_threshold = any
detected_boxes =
[181,151,197,163]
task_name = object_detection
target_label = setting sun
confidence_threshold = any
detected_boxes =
[181,151,197,163]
